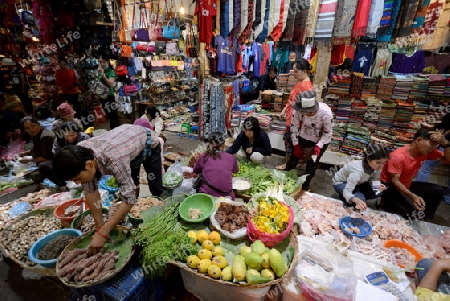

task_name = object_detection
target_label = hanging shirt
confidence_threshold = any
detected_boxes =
[252,42,262,77]
[259,44,265,76]
[216,37,241,74]
[370,48,393,76]
[242,45,253,73]
[195,0,217,43]
[351,44,375,76]
[272,46,289,73]
[389,51,425,74]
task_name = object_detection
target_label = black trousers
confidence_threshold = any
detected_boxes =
[101,95,120,129]
[381,181,443,220]
[285,136,328,190]
[143,143,163,197]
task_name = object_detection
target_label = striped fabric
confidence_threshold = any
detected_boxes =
[314,0,338,39]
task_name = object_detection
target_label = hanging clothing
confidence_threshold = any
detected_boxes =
[330,44,347,66]
[195,0,217,43]
[366,0,385,37]
[270,0,288,41]
[281,0,298,41]
[242,45,253,73]
[238,0,255,44]
[228,0,234,34]
[376,0,402,41]
[291,5,310,44]
[305,0,321,38]
[272,46,290,73]
[333,0,359,41]
[370,48,393,76]
[229,0,241,37]
[256,0,271,42]
[392,0,420,38]
[252,42,262,77]
[352,0,373,37]
[220,0,230,38]
[216,36,241,75]
[239,0,249,37]
[261,42,272,74]
[253,0,267,40]
[421,1,444,35]
[252,0,263,36]
[268,0,280,36]
[351,44,375,76]
[377,0,395,35]
[314,0,338,39]
[389,51,425,74]
[345,44,356,59]
[411,0,429,34]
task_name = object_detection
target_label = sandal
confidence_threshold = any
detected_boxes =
[276,163,286,170]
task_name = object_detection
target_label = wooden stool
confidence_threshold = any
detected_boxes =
[180,123,191,133]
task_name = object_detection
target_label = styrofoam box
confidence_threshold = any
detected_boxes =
[179,268,271,301]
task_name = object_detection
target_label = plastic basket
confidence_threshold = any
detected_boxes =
[69,263,163,301]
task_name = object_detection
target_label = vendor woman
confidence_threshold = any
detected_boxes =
[53,124,154,253]
[226,116,272,164]
[18,116,56,183]
[193,132,239,199]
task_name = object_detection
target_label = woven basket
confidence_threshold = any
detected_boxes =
[171,231,298,288]
[56,227,134,288]
[0,207,60,276]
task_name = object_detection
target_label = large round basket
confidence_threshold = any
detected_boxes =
[0,207,61,276]
[56,227,134,288]
[171,232,298,294]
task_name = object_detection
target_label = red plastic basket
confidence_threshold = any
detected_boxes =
[247,202,294,248]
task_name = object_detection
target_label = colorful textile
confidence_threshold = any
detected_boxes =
[376,0,402,40]
[314,0,338,39]
[351,44,375,76]
[291,4,310,44]
[366,0,385,37]
[421,1,443,35]
[370,48,393,76]
[281,0,298,41]
[389,51,425,74]
[352,0,373,37]
[195,0,217,43]
[256,0,271,42]
[392,0,420,38]
[333,0,359,40]
[305,0,321,38]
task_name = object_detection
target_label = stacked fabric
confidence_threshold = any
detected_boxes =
[328,74,352,95]
[350,73,364,97]
[393,100,415,128]
[377,101,397,128]
[329,122,347,152]
[361,77,379,99]
[411,102,429,127]
[252,113,272,132]
[326,94,340,119]
[277,74,290,90]
[335,97,353,123]
[444,77,450,100]
[393,127,416,148]
[376,75,396,101]
[287,75,298,90]
[370,128,397,151]
[424,74,447,106]
[409,77,429,100]
[270,118,286,135]
[363,97,382,126]
[349,99,367,125]
[340,124,370,156]
[392,75,414,101]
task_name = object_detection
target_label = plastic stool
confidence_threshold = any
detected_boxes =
[191,125,199,134]
[180,123,191,133]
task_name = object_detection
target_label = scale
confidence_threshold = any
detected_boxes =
[364,272,409,301]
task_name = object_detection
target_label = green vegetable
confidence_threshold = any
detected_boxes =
[106,177,118,188]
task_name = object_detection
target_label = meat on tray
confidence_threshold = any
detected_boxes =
[57,248,119,282]
[214,203,249,232]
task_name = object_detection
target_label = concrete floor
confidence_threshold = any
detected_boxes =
[1,127,450,300]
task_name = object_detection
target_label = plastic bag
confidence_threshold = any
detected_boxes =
[35,192,73,209]
[210,198,247,240]
[8,202,32,218]
[98,175,119,206]
[163,156,184,187]
[172,178,196,196]
[296,244,357,301]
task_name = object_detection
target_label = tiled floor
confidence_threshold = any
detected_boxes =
[2,126,450,300]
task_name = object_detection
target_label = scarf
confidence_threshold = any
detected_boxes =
[292,6,310,44]
[314,0,338,39]
[333,0,359,43]
[392,0,420,38]
[366,0,385,38]
[305,0,321,38]
[376,0,402,41]
[352,0,373,37]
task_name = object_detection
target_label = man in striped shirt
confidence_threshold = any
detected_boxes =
[53,124,156,253]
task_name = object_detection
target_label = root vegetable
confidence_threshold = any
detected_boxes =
[59,248,85,268]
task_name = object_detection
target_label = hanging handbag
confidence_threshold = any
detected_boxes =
[116,63,128,76]
[136,42,148,51]
[155,41,166,55]
[121,45,133,57]
[147,41,156,53]
[166,41,179,54]
[163,19,181,39]
[177,57,185,71]
[135,4,150,41]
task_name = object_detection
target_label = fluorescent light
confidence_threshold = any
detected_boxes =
[180,5,185,14]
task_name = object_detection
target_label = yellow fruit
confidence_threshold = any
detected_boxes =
[261,269,275,281]
[198,249,213,260]
[211,255,228,269]
[197,230,209,244]
[246,269,271,284]
[251,240,266,255]
[209,231,221,244]
[261,253,270,269]
[269,249,288,277]
[212,246,225,256]
[197,259,211,273]
[187,231,197,244]
[232,255,246,281]
[240,246,252,257]
[187,255,200,269]
[221,266,232,281]
[208,265,221,279]
[202,240,214,251]
[245,253,263,271]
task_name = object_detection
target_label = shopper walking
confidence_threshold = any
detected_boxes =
[98,55,119,129]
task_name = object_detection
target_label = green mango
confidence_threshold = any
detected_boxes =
[245,252,263,271]
[246,269,272,284]
[251,240,266,255]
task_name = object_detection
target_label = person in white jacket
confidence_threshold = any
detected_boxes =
[332,145,389,210]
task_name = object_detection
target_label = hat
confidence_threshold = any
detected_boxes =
[133,118,152,130]
[292,90,319,113]
[5,97,22,109]
[57,103,76,118]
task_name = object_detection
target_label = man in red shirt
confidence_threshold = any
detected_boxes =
[380,128,450,221]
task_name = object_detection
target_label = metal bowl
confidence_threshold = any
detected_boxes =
[232,177,252,193]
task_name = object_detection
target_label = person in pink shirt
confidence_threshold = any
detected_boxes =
[277,59,313,170]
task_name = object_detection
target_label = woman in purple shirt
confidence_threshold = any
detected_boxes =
[193,132,239,199]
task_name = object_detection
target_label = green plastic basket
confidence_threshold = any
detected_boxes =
[179,193,215,223]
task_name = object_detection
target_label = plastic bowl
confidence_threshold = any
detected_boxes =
[383,239,423,268]
[71,207,109,230]
[28,228,82,268]
[53,199,87,223]
[179,193,215,223]
[339,216,372,239]
[232,177,252,193]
